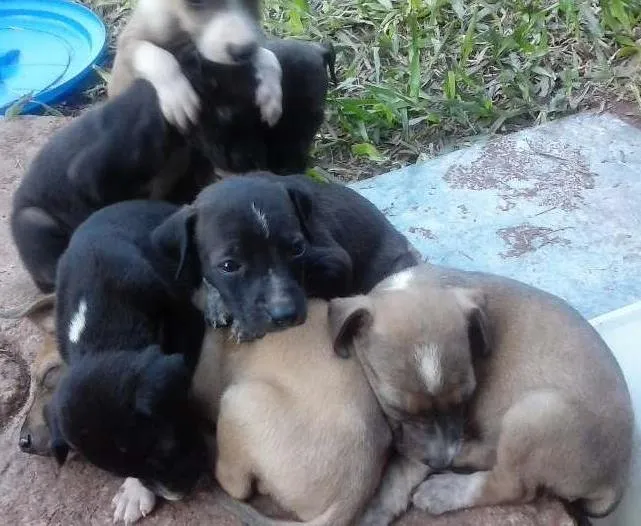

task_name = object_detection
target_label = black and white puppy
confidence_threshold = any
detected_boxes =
[152,172,420,341]
[46,201,206,509]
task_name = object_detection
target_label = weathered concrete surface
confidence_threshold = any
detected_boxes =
[352,112,641,319]
[0,116,576,525]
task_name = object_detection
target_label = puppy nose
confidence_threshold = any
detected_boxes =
[19,434,32,452]
[227,41,258,63]
[268,301,299,327]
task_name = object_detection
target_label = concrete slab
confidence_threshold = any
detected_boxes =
[0,116,576,524]
[352,112,641,319]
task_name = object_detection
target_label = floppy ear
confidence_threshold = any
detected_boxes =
[453,288,492,358]
[44,403,69,466]
[328,296,373,359]
[135,348,190,418]
[151,205,197,280]
[281,179,313,225]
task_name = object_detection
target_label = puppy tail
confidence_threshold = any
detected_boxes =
[214,486,350,526]
[0,293,55,319]
[321,43,338,86]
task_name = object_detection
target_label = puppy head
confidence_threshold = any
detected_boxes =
[329,267,491,468]
[46,346,205,497]
[19,333,65,456]
[153,174,310,341]
[171,0,261,65]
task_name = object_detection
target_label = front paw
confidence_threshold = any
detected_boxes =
[203,280,232,328]
[156,72,200,132]
[357,509,394,526]
[254,48,283,127]
[411,472,484,515]
[112,478,157,524]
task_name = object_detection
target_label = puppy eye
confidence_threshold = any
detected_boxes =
[218,260,241,273]
[289,239,306,258]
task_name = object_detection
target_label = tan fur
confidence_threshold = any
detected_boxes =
[192,300,391,525]
[332,264,633,525]
[19,305,65,456]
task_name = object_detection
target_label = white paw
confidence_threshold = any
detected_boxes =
[156,72,200,132]
[411,472,485,515]
[112,478,157,524]
[254,48,283,127]
[133,42,200,132]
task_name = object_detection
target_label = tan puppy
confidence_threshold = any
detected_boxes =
[11,302,65,456]
[192,299,391,525]
[109,0,282,131]
[329,264,634,526]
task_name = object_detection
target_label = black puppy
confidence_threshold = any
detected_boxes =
[47,201,206,504]
[188,38,336,176]
[152,172,420,341]
[11,37,334,294]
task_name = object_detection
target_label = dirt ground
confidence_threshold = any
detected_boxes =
[0,116,575,525]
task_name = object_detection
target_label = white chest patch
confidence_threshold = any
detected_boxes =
[383,268,415,291]
[251,202,269,238]
[68,299,87,344]
[416,343,442,394]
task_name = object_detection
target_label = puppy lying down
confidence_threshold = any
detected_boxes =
[189,300,391,526]
[331,264,634,526]
[153,172,420,342]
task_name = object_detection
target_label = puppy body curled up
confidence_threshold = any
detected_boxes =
[46,201,207,523]
[330,265,634,526]
[190,299,391,526]
[152,172,420,341]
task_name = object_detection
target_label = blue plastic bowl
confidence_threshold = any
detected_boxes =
[0,0,107,115]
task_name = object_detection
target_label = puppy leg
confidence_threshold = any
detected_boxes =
[357,454,431,526]
[11,207,68,293]
[112,478,157,524]
[254,47,283,127]
[413,390,623,516]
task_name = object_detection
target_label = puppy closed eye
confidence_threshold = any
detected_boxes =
[288,238,306,258]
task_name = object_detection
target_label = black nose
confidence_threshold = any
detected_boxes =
[268,301,299,327]
[226,41,258,63]
[19,434,32,452]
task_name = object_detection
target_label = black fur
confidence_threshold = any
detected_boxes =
[47,201,206,496]
[11,37,334,293]
[152,172,420,341]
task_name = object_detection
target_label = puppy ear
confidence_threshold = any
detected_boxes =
[281,179,313,224]
[135,348,190,418]
[44,404,69,466]
[151,205,197,280]
[454,288,492,358]
[328,296,373,359]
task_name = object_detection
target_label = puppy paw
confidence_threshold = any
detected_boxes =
[411,472,485,515]
[156,72,200,132]
[133,42,200,132]
[357,509,394,526]
[112,478,157,524]
[254,48,283,127]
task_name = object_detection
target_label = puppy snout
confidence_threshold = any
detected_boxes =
[19,433,32,452]
[267,299,300,327]
[227,41,258,63]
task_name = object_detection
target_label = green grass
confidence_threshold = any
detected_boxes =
[83,0,641,180]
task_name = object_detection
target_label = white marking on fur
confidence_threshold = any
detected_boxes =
[197,11,258,65]
[251,202,269,238]
[383,268,415,291]
[253,47,283,126]
[268,269,287,303]
[416,343,442,394]
[112,477,157,524]
[68,299,87,344]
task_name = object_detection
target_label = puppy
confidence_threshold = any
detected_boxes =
[330,265,634,525]
[152,172,420,341]
[109,0,283,131]
[190,299,391,525]
[45,201,207,520]
[187,38,337,177]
